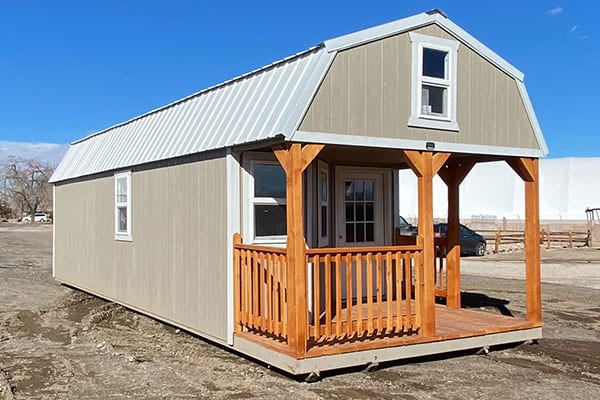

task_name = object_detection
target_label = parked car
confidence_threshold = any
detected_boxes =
[434,223,486,256]
[398,215,418,236]
[22,213,48,223]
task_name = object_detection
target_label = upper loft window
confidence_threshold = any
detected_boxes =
[114,170,132,241]
[408,32,460,131]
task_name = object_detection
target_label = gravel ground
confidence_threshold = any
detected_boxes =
[1,223,598,399]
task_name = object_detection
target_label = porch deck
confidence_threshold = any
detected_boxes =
[236,303,542,359]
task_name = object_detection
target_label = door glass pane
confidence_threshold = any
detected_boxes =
[345,181,354,200]
[345,203,354,221]
[254,164,286,198]
[365,181,374,201]
[320,172,327,202]
[365,202,374,221]
[356,223,365,242]
[422,48,447,79]
[355,180,364,200]
[255,205,287,236]
[346,223,355,243]
[356,203,364,221]
[366,223,374,242]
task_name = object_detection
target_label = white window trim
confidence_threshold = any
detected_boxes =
[242,152,287,245]
[317,160,330,247]
[408,32,460,132]
[114,170,132,241]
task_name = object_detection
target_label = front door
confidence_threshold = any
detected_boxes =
[335,168,388,300]
[335,170,385,247]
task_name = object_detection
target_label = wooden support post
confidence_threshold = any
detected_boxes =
[507,157,542,323]
[273,143,324,357]
[438,160,475,309]
[402,150,450,336]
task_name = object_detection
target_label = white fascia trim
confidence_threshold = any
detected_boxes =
[293,130,545,158]
[226,148,241,346]
[436,15,524,81]
[516,80,548,156]
[323,12,524,82]
[287,50,337,138]
[324,13,435,52]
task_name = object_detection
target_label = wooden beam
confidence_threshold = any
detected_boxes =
[506,157,535,182]
[431,153,451,176]
[522,158,542,323]
[274,143,324,357]
[402,150,438,337]
[438,161,475,309]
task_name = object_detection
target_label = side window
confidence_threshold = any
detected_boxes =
[317,160,330,247]
[408,32,459,131]
[252,162,287,240]
[114,171,132,241]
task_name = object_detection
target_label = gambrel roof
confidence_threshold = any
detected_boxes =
[51,10,547,183]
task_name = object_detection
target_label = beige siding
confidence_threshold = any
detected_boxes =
[300,24,540,151]
[54,155,229,341]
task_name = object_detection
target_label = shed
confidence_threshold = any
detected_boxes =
[51,10,547,376]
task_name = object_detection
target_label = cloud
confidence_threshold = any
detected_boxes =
[581,35,589,40]
[0,141,68,165]
[545,6,564,16]
[570,25,578,33]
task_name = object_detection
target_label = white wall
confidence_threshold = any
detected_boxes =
[399,157,600,221]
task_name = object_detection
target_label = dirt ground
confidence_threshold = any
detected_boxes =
[0,224,598,399]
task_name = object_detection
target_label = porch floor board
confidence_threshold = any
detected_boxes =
[236,304,542,359]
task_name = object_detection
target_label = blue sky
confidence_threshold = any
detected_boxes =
[0,1,598,158]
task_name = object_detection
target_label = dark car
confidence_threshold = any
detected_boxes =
[434,223,486,256]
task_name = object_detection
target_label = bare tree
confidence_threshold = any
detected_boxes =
[1,157,55,222]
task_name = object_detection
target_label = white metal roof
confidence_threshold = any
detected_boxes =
[51,11,546,183]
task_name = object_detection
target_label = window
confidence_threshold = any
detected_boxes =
[252,162,287,240]
[317,161,329,247]
[408,32,459,131]
[114,170,132,241]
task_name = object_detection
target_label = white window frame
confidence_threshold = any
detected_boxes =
[317,160,330,247]
[408,32,460,132]
[242,153,287,245]
[114,170,132,241]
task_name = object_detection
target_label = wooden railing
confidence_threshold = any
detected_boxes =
[395,231,447,298]
[305,245,423,344]
[233,234,288,341]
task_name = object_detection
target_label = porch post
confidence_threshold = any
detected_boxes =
[402,150,450,336]
[438,161,475,309]
[274,143,324,357]
[507,157,542,323]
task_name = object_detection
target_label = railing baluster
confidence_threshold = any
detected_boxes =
[404,252,413,328]
[366,252,373,334]
[376,253,383,332]
[386,251,393,332]
[325,254,332,338]
[395,251,402,331]
[356,253,363,335]
[345,253,353,337]
[335,253,342,337]
[313,255,320,340]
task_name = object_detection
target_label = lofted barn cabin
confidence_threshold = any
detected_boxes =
[51,10,547,376]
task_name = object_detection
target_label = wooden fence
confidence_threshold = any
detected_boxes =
[479,229,591,253]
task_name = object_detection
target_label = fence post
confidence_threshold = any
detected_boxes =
[494,230,501,254]
[568,230,573,248]
[546,230,551,250]
[540,229,546,246]
[588,229,592,247]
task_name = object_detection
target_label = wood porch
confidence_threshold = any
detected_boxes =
[232,143,543,366]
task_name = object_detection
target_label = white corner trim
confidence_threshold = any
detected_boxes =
[293,130,546,158]
[226,148,241,346]
[52,185,56,278]
[516,80,548,156]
